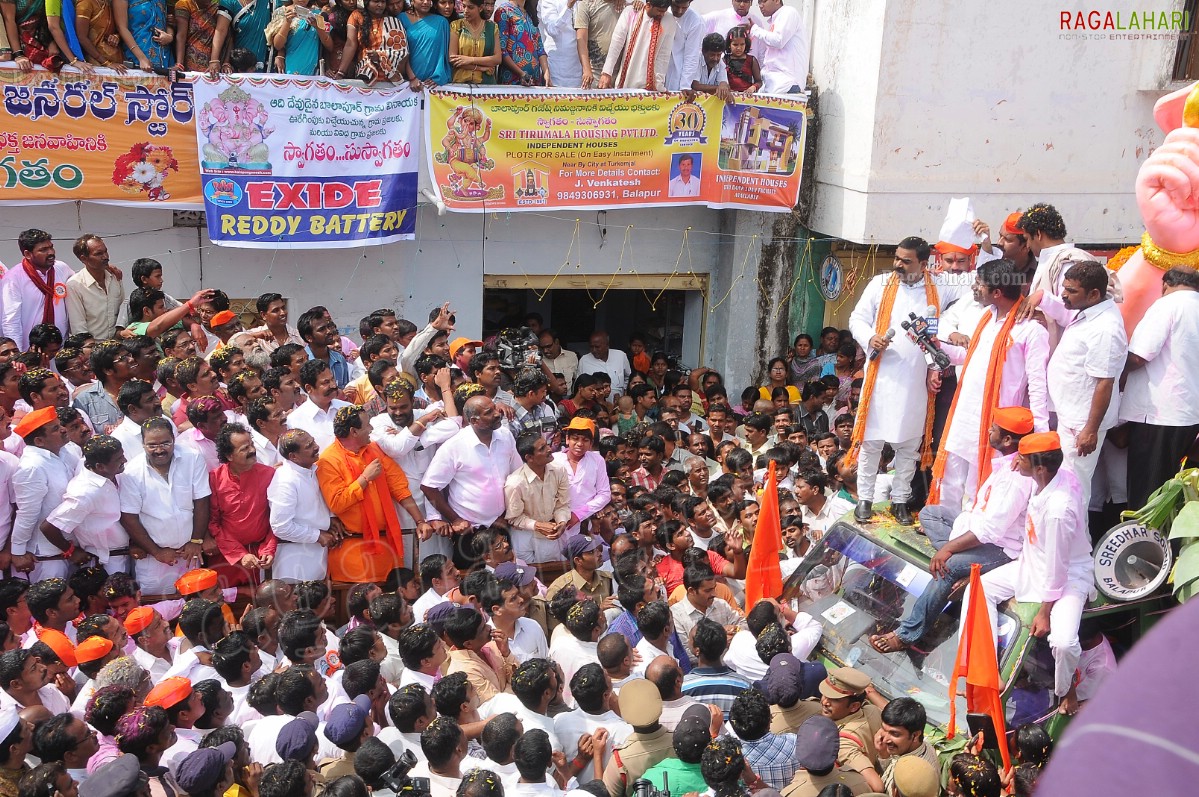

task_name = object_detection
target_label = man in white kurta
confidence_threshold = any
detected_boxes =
[1,234,73,348]
[268,430,333,583]
[10,410,80,582]
[974,433,1093,716]
[119,439,212,596]
[745,0,807,93]
[42,436,130,574]
[848,238,966,523]
[371,383,460,563]
[935,261,1050,512]
[1038,261,1127,511]
[1118,266,1199,508]
[664,0,704,90]
[703,0,749,35]
[600,0,678,91]
[539,0,583,86]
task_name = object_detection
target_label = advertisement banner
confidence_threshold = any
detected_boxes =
[192,76,421,249]
[0,66,202,206]
[425,88,805,213]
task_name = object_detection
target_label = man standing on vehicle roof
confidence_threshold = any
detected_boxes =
[970,431,1095,717]
[869,407,1035,657]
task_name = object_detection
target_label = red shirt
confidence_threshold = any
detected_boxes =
[208,463,278,565]
[631,466,664,491]
[657,549,730,594]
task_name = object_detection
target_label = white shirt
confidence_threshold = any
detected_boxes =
[247,714,293,766]
[540,0,583,87]
[287,398,353,451]
[1015,468,1094,602]
[162,645,219,683]
[422,425,522,526]
[489,616,548,664]
[665,7,705,90]
[551,450,612,530]
[0,450,20,551]
[577,349,631,396]
[412,588,450,624]
[938,295,989,378]
[542,349,578,387]
[1,260,74,347]
[949,452,1032,560]
[268,458,332,582]
[848,272,968,442]
[1120,289,1199,425]
[704,5,749,35]
[0,684,71,715]
[659,695,699,731]
[399,668,437,692]
[481,692,563,753]
[1042,297,1127,431]
[251,427,282,468]
[746,3,808,93]
[45,469,128,563]
[118,447,211,549]
[379,632,406,688]
[371,413,460,525]
[111,416,147,460]
[176,427,219,472]
[690,56,727,89]
[12,445,79,558]
[800,494,855,535]
[547,633,599,703]
[162,727,202,776]
[723,611,822,680]
[631,636,673,678]
[668,173,702,197]
[553,708,632,767]
[940,309,1052,458]
[132,644,172,683]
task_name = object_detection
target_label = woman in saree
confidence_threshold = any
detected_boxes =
[399,0,448,85]
[321,0,355,74]
[112,0,171,70]
[174,0,229,70]
[493,0,547,86]
[207,0,269,71]
[447,0,497,84]
[269,0,331,75]
[334,0,419,86]
[75,0,130,69]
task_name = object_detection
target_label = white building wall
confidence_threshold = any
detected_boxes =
[809,0,1181,244]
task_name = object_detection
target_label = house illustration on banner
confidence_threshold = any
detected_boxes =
[512,161,549,204]
[724,106,800,175]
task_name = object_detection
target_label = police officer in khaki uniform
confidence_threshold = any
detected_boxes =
[603,678,675,797]
[819,666,885,792]
[782,715,871,797]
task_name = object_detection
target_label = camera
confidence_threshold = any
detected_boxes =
[496,326,541,371]
[382,750,431,796]
[633,775,671,797]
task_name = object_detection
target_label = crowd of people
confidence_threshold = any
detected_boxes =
[0,0,808,94]
[0,198,1194,797]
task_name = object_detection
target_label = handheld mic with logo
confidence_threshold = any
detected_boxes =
[923,304,940,338]
[901,311,952,371]
[868,329,894,362]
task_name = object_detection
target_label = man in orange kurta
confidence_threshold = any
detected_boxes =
[316,405,434,582]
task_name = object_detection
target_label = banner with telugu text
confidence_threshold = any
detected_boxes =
[192,75,421,249]
[0,66,202,206]
[425,87,806,213]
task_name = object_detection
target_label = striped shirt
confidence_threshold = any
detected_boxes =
[680,665,752,720]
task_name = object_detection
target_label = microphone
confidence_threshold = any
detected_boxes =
[901,311,952,372]
[868,329,894,362]
[923,305,940,338]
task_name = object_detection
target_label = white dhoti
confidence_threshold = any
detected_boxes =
[136,557,190,597]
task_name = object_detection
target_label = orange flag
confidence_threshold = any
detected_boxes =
[745,461,784,607]
[947,563,1012,770]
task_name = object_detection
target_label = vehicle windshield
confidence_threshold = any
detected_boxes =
[784,523,1025,729]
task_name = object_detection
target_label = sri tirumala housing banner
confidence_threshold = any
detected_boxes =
[192,76,421,249]
[425,87,806,213]
[0,66,202,206]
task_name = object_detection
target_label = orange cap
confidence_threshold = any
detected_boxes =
[449,337,483,360]
[933,240,977,255]
[1002,211,1024,236]
[992,407,1034,436]
[210,310,237,327]
[176,569,218,596]
[75,636,114,664]
[145,676,193,709]
[37,628,77,668]
[124,606,158,636]
[563,417,597,436]
[1018,431,1062,455]
[12,406,58,439]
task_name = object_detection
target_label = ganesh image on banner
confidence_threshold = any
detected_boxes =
[435,106,504,201]
[111,143,179,201]
[198,85,275,172]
